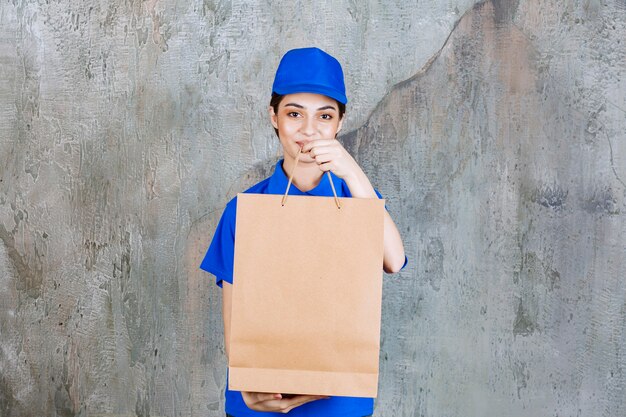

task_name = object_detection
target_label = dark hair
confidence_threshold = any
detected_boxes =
[269,92,346,137]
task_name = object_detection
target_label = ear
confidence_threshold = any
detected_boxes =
[268,106,278,130]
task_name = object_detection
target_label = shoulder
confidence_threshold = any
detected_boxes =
[242,176,272,194]
[222,176,273,216]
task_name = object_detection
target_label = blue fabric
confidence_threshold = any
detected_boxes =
[222,373,373,417]
[200,159,407,416]
[272,47,347,104]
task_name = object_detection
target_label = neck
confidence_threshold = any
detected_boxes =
[282,158,323,192]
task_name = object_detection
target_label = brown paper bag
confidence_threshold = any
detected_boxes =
[228,168,385,398]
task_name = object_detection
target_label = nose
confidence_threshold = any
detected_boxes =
[300,116,317,137]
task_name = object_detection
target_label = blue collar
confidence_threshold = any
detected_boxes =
[267,159,346,197]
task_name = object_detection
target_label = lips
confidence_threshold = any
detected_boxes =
[295,141,309,149]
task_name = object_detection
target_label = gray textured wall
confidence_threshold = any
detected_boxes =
[1,0,625,416]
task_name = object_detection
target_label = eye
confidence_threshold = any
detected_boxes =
[320,113,333,120]
[287,111,301,118]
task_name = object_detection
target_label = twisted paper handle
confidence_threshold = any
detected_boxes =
[281,147,341,209]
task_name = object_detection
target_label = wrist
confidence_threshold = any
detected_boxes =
[344,170,377,199]
[341,170,359,185]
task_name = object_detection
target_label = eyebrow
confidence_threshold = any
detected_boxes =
[283,103,338,111]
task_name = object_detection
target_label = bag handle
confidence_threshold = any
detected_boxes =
[281,147,342,209]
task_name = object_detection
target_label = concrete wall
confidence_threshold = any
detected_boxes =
[1,0,625,416]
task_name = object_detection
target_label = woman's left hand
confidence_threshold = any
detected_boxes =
[302,139,360,181]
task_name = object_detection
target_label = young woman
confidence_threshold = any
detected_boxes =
[201,47,406,417]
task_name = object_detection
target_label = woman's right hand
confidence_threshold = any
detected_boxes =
[241,391,329,413]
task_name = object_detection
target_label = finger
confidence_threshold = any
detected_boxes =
[281,395,328,412]
[309,146,335,158]
[252,392,282,402]
[302,139,336,153]
[251,398,287,412]
[301,142,314,153]
[317,161,333,172]
[313,139,338,146]
[313,153,333,164]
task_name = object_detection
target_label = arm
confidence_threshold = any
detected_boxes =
[339,166,406,273]
[303,140,406,273]
[222,282,232,359]
[222,282,328,412]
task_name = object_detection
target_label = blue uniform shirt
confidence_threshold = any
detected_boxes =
[200,159,407,417]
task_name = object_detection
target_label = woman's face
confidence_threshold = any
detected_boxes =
[269,93,344,163]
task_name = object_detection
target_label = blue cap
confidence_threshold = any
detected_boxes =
[272,47,347,104]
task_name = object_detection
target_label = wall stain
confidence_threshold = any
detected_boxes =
[513,298,537,337]
[24,151,41,181]
[581,185,620,215]
[424,237,446,292]
[53,383,73,417]
[84,239,108,270]
[112,229,146,368]
[491,0,520,26]
[0,224,43,299]
[135,391,150,417]
[584,103,606,144]
[530,184,568,211]
[510,359,529,399]
[0,373,18,417]
[515,251,561,291]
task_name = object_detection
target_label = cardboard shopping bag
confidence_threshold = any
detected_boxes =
[228,162,385,398]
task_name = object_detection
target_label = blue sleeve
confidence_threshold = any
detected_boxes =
[199,199,237,287]
[398,254,408,271]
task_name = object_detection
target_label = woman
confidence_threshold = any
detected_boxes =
[201,47,406,416]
